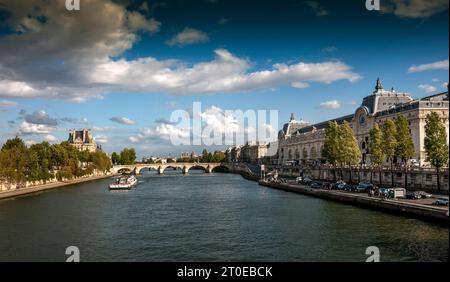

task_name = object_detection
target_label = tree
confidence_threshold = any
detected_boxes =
[119,148,136,165]
[338,121,361,183]
[383,119,397,187]
[369,123,385,185]
[424,112,449,191]
[395,115,415,188]
[0,137,29,186]
[323,121,340,181]
[111,152,120,165]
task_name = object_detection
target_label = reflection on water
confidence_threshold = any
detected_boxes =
[0,171,448,262]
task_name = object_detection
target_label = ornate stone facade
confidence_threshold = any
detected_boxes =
[68,129,97,152]
[278,79,449,166]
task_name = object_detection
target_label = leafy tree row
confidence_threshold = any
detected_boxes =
[177,149,226,163]
[369,112,449,190]
[0,138,112,187]
[111,148,136,165]
[322,121,361,182]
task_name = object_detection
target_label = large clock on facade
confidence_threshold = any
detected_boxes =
[359,114,366,126]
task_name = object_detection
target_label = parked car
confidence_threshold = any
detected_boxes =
[332,180,346,190]
[417,191,433,198]
[376,187,390,198]
[302,177,313,185]
[296,177,303,184]
[434,197,449,206]
[344,184,357,192]
[406,191,421,200]
[322,182,333,190]
[356,183,371,193]
[309,181,322,189]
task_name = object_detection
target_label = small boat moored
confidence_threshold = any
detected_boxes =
[109,175,138,190]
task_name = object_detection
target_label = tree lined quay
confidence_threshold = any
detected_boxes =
[0,138,112,191]
[268,112,449,192]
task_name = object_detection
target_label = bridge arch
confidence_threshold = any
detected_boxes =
[211,165,230,173]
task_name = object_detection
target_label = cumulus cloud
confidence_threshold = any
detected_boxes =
[408,60,449,73]
[319,100,341,109]
[0,100,17,107]
[129,105,277,145]
[90,49,361,95]
[24,110,58,126]
[166,28,209,47]
[0,1,361,102]
[381,0,449,18]
[110,116,136,125]
[418,84,438,93]
[18,121,55,135]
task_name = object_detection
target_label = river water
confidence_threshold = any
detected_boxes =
[0,170,448,262]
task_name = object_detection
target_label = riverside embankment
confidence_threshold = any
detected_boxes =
[0,173,114,200]
[259,180,449,225]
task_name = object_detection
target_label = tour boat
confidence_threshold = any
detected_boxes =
[109,175,138,190]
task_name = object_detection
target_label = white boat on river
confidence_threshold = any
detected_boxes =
[109,175,138,190]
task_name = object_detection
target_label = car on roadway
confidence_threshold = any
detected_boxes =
[434,197,449,206]
[416,191,433,198]
[344,184,357,192]
[405,191,421,200]
[332,180,346,190]
[309,181,322,189]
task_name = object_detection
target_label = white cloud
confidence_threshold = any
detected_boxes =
[110,117,136,125]
[129,105,277,145]
[18,121,55,135]
[89,49,361,96]
[291,82,310,89]
[319,100,341,109]
[166,28,209,47]
[442,82,449,89]
[0,100,17,107]
[94,135,109,144]
[408,60,449,73]
[381,0,449,18]
[432,78,440,82]
[418,84,438,93]
[44,135,57,142]
[0,0,361,102]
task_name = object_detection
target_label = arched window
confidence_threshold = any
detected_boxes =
[302,148,308,160]
[310,147,317,160]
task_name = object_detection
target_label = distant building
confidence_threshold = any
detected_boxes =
[68,129,97,152]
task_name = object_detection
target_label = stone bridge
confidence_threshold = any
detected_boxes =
[111,163,231,175]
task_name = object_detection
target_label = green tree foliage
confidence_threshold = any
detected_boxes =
[424,112,449,169]
[424,112,449,190]
[382,119,397,165]
[323,121,340,165]
[395,115,415,163]
[369,123,385,167]
[338,121,361,166]
[0,138,112,185]
[111,152,120,165]
[119,148,136,165]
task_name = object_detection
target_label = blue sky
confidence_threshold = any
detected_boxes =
[0,0,448,157]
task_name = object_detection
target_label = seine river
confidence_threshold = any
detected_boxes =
[0,170,448,262]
